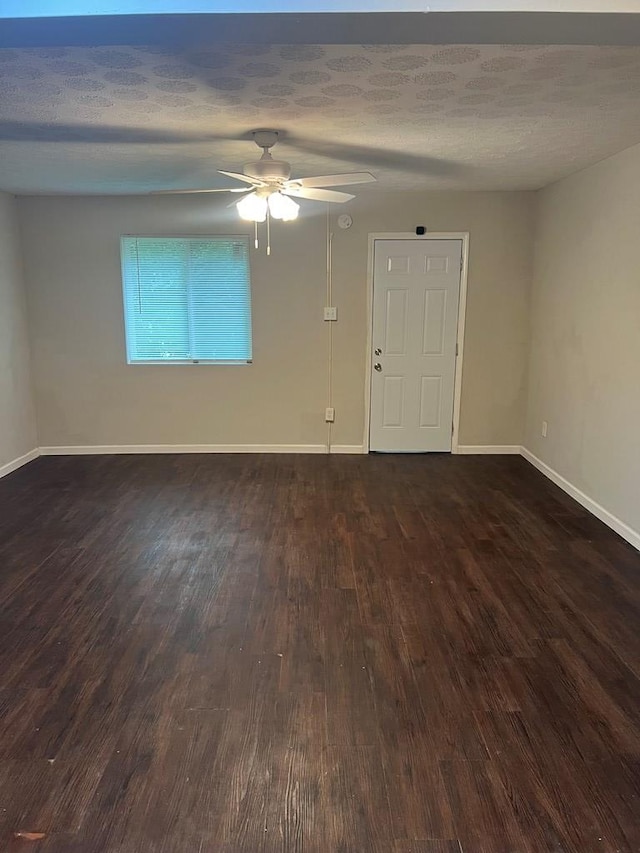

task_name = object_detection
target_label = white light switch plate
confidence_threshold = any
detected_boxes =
[324,307,337,321]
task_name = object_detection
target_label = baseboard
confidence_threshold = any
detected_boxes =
[38,444,328,455]
[0,448,40,479]
[520,447,640,552]
[6,444,638,551]
[455,445,521,455]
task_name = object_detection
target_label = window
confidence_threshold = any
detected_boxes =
[121,236,252,364]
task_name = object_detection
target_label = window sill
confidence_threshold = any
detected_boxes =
[127,360,252,365]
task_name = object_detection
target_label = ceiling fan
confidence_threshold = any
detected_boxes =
[154,129,376,224]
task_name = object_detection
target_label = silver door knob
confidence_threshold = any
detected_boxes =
[374,363,382,372]
[374,348,382,356]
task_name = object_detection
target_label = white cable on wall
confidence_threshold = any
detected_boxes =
[326,205,334,453]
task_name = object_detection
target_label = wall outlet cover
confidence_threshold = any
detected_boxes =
[324,306,338,321]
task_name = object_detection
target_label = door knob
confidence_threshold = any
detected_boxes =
[374,363,382,372]
[374,348,382,356]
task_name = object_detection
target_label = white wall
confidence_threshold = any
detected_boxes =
[0,192,37,471]
[525,141,640,539]
[18,190,533,451]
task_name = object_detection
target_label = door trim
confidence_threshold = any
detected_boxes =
[363,232,470,454]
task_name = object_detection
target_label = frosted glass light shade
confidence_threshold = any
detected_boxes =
[237,192,268,222]
[268,192,300,221]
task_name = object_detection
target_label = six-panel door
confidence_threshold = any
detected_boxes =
[369,239,463,452]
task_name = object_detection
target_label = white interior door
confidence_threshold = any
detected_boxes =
[369,238,462,452]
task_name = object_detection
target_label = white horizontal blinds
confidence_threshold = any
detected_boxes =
[121,236,252,363]
[122,237,189,361]
[187,238,252,361]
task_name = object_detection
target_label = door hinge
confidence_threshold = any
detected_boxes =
[460,256,464,272]
[455,342,459,357]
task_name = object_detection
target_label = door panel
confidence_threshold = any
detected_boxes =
[422,288,447,355]
[387,254,411,274]
[384,289,409,355]
[426,254,450,274]
[382,376,405,428]
[419,376,442,428]
[370,239,462,453]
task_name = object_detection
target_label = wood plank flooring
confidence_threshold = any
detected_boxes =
[0,453,638,853]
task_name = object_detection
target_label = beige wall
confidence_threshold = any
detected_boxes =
[336,191,533,447]
[0,192,37,469]
[18,190,533,450]
[525,142,640,535]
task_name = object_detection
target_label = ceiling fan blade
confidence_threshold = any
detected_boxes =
[284,135,463,179]
[151,187,251,195]
[283,187,355,204]
[218,170,264,186]
[293,172,376,189]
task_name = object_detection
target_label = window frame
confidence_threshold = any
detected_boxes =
[120,233,253,366]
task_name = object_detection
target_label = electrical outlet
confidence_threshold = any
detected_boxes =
[541,421,548,438]
[325,407,335,423]
[323,306,337,322]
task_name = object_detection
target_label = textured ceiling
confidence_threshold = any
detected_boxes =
[1,42,640,194]
[5,1,639,13]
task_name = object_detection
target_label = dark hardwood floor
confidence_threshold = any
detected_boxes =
[0,453,638,853]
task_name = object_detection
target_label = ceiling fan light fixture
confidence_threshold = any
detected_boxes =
[268,191,300,221]
[236,192,268,222]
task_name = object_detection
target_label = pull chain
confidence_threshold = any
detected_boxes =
[266,209,271,257]
[254,220,259,250]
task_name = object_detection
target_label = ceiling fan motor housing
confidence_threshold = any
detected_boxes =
[244,154,291,183]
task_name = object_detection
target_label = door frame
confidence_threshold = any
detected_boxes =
[363,232,470,454]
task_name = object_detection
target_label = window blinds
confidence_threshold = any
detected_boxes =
[121,236,252,364]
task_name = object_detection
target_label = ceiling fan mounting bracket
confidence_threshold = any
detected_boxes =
[252,130,279,151]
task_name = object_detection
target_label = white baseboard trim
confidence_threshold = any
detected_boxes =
[520,447,640,552]
[8,444,638,551]
[455,445,521,455]
[0,448,40,480]
[39,444,328,455]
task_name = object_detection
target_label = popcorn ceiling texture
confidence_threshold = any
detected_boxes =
[1,43,640,193]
